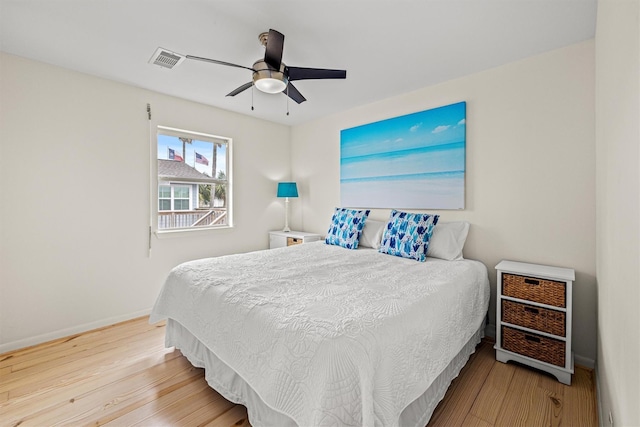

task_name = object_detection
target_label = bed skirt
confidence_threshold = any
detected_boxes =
[165,318,484,427]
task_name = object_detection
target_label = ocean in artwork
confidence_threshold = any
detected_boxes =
[340,102,466,209]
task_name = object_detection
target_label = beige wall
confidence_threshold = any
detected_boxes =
[595,0,640,425]
[0,53,291,352]
[291,41,597,363]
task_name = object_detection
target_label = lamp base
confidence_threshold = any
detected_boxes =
[283,197,291,233]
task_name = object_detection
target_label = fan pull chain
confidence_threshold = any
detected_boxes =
[286,85,290,116]
[251,85,254,111]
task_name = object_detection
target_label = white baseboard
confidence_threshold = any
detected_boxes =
[574,353,596,369]
[0,308,152,354]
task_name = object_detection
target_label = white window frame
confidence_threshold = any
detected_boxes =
[152,126,233,236]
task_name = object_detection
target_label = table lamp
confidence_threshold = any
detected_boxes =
[277,182,298,232]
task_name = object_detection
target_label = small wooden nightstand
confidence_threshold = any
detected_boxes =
[495,260,575,385]
[269,230,322,249]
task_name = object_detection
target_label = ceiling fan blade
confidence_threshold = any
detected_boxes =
[286,66,347,81]
[284,82,306,104]
[264,29,284,70]
[186,55,255,72]
[226,82,253,97]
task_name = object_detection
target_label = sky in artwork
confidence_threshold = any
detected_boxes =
[340,102,466,162]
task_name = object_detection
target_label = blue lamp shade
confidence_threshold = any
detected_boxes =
[277,182,298,198]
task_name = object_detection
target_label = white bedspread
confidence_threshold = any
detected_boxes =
[150,242,489,427]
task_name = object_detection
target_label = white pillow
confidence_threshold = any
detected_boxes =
[426,221,470,261]
[359,219,385,249]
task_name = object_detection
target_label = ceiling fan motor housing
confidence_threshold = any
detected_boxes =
[252,60,288,93]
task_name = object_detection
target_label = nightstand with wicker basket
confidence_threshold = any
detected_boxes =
[495,260,575,385]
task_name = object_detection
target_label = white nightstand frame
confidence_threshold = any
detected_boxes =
[494,260,575,385]
[269,230,322,249]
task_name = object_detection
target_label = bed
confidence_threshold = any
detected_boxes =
[150,219,490,427]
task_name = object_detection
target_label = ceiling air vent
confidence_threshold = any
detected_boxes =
[149,47,185,69]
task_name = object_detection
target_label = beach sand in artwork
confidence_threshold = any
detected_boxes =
[341,175,464,210]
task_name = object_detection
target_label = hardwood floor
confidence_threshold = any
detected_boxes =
[0,316,597,427]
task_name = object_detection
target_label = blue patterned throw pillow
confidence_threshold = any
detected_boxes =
[379,210,440,262]
[325,208,371,249]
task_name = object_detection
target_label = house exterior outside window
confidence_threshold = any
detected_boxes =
[155,126,232,232]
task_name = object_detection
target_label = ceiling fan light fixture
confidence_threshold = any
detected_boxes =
[255,77,287,94]
[252,60,288,94]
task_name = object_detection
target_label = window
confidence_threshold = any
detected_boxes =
[173,186,190,210]
[158,185,171,211]
[155,126,232,232]
[158,185,191,211]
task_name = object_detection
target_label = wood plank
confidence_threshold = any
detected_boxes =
[1,350,191,426]
[0,317,162,369]
[2,330,167,397]
[0,317,598,427]
[130,382,234,426]
[535,369,566,427]
[461,413,494,427]
[83,364,205,426]
[536,367,566,397]
[468,356,516,424]
[501,365,565,427]
[203,405,251,427]
[429,340,491,413]
[494,364,541,426]
[2,322,165,383]
[1,348,179,414]
[564,366,598,426]
[1,325,165,385]
[101,373,209,426]
[10,349,181,411]
[428,341,494,427]
[4,340,168,400]
[6,320,162,373]
[535,386,563,427]
[175,396,237,426]
[85,370,209,425]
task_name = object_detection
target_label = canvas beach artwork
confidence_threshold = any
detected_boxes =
[340,102,466,209]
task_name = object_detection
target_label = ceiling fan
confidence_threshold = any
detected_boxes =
[151,29,346,104]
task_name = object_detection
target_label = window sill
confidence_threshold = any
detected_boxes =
[154,224,234,239]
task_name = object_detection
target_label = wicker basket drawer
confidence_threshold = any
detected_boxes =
[502,326,565,367]
[287,237,303,246]
[502,300,565,337]
[502,273,566,307]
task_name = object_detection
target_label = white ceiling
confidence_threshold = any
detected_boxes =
[0,0,597,126]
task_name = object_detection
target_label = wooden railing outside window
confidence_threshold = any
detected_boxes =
[158,208,227,229]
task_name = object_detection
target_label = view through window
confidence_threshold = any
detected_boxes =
[156,126,231,231]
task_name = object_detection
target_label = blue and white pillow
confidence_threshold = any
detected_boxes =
[379,210,440,262]
[325,208,371,249]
